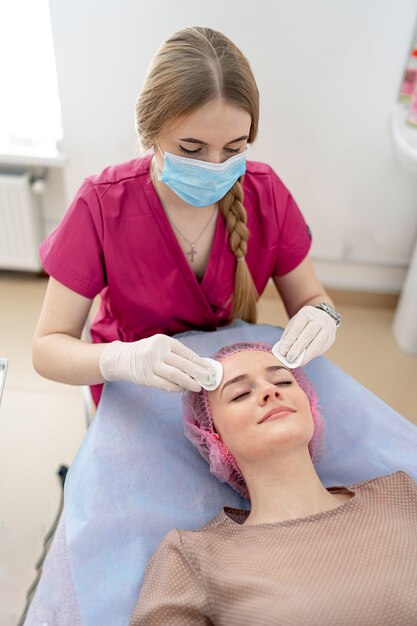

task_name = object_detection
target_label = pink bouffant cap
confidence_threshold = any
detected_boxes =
[182,342,325,500]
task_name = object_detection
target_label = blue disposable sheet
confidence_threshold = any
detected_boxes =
[25,322,417,626]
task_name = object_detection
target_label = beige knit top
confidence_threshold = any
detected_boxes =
[130,472,417,626]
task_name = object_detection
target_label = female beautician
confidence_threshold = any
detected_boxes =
[32,26,342,405]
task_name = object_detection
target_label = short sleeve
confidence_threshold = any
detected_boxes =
[129,530,211,626]
[39,179,106,298]
[271,171,312,277]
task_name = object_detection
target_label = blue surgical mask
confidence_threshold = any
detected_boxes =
[155,142,246,208]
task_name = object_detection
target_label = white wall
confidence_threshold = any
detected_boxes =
[48,0,417,292]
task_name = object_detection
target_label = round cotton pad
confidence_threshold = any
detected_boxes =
[272,341,305,369]
[199,358,223,391]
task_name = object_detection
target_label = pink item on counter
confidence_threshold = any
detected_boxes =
[400,47,417,99]
[407,83,417,126]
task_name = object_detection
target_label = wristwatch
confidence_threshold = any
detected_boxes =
[313,302,342,327]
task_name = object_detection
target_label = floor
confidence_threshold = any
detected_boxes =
[1,273,417,625]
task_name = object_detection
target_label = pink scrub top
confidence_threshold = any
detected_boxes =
[39,153,311,404]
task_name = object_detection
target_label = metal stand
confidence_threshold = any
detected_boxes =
[16,465,68,626]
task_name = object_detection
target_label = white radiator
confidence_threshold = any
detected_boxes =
[0,170,43,271]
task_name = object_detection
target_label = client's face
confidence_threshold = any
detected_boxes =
[208,351,314,466]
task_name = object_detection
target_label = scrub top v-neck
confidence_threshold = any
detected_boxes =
[142,170,224,313]
[39,152,312,403]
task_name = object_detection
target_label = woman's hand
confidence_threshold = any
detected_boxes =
[276,305,337,366]
[99,334,215,392]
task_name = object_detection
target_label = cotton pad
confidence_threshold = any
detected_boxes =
[199,358,223,391]
[272,341,305,369]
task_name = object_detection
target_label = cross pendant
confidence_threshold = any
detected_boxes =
[188,243,197,262]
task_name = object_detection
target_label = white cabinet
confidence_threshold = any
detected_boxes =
[391,101,417,356]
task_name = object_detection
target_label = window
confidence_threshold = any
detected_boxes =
[0,0,63,155]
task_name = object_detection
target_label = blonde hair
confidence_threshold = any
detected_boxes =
[136,26,259,322]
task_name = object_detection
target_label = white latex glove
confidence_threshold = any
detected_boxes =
[276,305,337,366]
[99,334,216,393]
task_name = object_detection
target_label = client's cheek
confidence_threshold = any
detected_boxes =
[211,414,226,439]
[216,417,240,447]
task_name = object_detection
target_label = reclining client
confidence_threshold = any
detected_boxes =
[130,342,417,625]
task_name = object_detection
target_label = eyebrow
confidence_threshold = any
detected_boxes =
[178,135,248,146]
[220,365,291,396]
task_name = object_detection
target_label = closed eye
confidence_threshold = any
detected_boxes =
[178,145,243,156]
[231,380,293,402]
[179,145,201,155]
[231,391,250,402]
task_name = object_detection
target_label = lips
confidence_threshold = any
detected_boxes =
[259,406,296,424]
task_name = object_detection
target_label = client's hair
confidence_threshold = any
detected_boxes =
[183,342,325,500]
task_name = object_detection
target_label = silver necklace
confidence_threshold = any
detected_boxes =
[166,207,217,262]
[150,159,217,262]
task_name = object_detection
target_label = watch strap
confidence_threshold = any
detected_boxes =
[313,302,342,327]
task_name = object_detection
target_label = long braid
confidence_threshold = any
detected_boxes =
[219,177,258,322]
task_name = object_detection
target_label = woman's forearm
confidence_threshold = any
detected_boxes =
[273,257,335,319]
[302,290,334,308]
[32,333,107,386]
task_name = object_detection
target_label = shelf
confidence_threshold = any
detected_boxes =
[0,141,66,168]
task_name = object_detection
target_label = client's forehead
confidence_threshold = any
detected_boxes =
[221,350,277,376]
[208,350,293,402]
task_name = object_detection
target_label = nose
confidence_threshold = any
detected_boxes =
[206,150,229,164]
[204,146,231,163]
[258,382,282,405]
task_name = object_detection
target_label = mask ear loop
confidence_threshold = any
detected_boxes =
[155,139,164,158]
[153,139,165,180]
